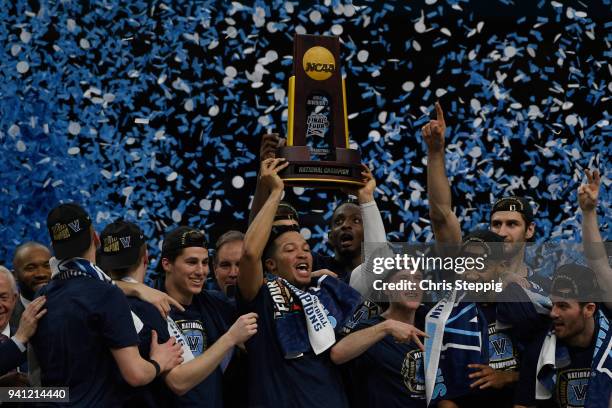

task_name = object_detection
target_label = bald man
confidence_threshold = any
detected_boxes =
[10,242,51,330]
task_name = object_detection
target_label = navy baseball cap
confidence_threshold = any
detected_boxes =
[491,196,534,223]
[47,203,92,260]
[98,220,145,270]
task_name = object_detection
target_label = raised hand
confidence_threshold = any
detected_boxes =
[260,133,285,161]
[578,169,600,212]
[226,312,258,345]
[14,296,47,344]
[422,101,446,153]
[357,164,376,204]
[259,158,289,193]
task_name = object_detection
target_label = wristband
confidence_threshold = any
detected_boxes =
[148,358,161,377]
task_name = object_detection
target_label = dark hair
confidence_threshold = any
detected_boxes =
[330,199,360,226]
[107,244,147,280]
[161,226,207,263]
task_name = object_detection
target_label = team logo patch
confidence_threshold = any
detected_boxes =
[488,324,518,370]
[176,320,207,357]
[557,369,590,408]
[401,349,426,397]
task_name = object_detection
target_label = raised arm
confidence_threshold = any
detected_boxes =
[578,169,611,309]
[239,158,288,301]
[164,312,257,395]
[423,102,461,244]
[349,166,392,296]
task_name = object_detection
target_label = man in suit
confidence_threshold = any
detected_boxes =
[9,242,51,331]
[0,265,46,379]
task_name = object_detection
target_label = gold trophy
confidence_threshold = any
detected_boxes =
[278,34,363,188]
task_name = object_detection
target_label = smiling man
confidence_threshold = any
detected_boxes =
[10,242,51,330]
[238,158,363,408]
[161,226,239,408]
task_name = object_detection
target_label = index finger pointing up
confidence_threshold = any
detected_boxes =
[435,102,445,125]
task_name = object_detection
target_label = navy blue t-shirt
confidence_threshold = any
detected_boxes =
[169,290,234,408]
[347,315,426,408]
[237,284,349,408]
[124,296,173,408]
[554,339,594,408]
[31,277,139,407]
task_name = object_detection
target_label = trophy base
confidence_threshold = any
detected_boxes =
[277,146,364,189]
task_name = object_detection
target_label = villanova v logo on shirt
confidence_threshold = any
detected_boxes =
[176,320,207,357]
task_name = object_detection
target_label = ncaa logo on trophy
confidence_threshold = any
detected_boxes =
[277,34,364,188]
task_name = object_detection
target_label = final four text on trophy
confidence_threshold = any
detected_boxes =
[277,34,364,188]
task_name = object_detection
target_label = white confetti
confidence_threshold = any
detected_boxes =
[527,48,535,58]
[68,147,80,155]
[200,199,212,211]
[16,140,26,152]
[172,210,182,223]
[343,4,355,17]
[16,61,29,74]
[562,101,573,110]
[504,46,517,58]
[414,12,426,33]
[79,38,90,49]
[265,50,278,63]
[471,98,481,113]
[232,175,245,189]
[209,105,219,116]
[309,10,321,23]
[184,98,194,112]
[440,27,451,36]
[435,88,447,97]
[378,111,387,124]
[468,146,482,158]
[413,40,421,52]
[565,114,578,126]
[68,121,81,135]
[225,66,237,77]
[11,44,21,56]
[101,169,112,179]
[369,130,381,142]
[331,24,343,35]
[20,30,31,43]
[402,81,415,92]
[67,19,76,32]
[166,172,178,182]
[293,187,305,195]
[420,75,431,88]
[300,228,312,240]
[134,118,149,124]
[357,50,369,63]
[528,176,540,188]
[8,124,20,137]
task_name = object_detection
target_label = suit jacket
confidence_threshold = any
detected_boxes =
[0,325,26,376]
[9,300,24,333]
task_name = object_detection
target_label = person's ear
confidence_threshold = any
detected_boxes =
[143,248,149,269]
[264,258,276,274]
[161,258,171,274]
[525,222,535,240]
[584,303,596,318]
[92,228,101,248]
